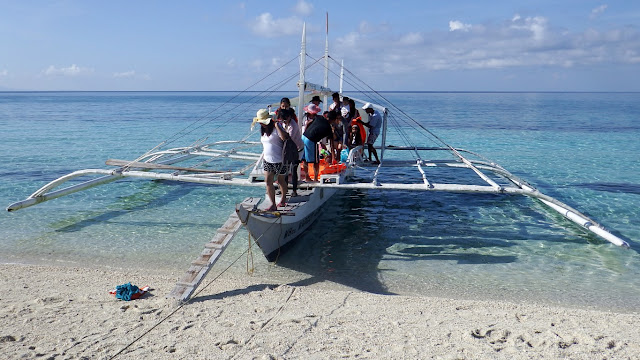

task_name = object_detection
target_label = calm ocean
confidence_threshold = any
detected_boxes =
[1,91,639,312]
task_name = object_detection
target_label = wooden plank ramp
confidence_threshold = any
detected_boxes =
[167,211,244,302]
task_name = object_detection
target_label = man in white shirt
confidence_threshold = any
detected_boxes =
[360,103,381,164]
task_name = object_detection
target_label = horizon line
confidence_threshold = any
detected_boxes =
[2,90,639,94]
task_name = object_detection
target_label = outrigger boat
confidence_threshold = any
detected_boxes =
[6,23,631,299]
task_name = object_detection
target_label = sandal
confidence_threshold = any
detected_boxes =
[277,201,287,207]
[266,205,277,212]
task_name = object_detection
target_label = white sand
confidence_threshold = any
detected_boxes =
[1,263,638,359]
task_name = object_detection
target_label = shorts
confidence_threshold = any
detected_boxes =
[302,135,319,164]
[366,132,379,145]
[263,161,287,175]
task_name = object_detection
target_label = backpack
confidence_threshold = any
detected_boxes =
[282,138,299,164]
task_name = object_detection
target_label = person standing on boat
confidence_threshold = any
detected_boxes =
[348,124,364,150]
[301,104,334,182]
[253,109,289,210]
[330,110,345,162]
[340,97,352,144]
[275,97,298,123]
[359,103,381,164]
[328,92,342,112]
[348,99,360,125]
[310,95,322,108]
[277,108,304,197]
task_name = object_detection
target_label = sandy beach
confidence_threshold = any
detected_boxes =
[0,263,638,359]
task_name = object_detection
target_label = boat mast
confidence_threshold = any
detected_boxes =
[380,108,388,162]
[297,23,307,122]
[339,60,344,94]
[323,13,329,111]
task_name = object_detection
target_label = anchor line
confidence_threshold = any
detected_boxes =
[110,208,287,359]
[109,246,249,360]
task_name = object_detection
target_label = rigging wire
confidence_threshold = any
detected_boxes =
[124,55,327,174]
[125,55,301,168]
[307,53,442,152]
[321,56,452,148]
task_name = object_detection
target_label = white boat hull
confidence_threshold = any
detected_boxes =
[236,173,346,262]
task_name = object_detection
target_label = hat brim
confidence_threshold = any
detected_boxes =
[253,117,272,124]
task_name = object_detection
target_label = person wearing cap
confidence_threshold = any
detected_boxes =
[359,103,381,164]
[253,109,289,210]
[310,95,322,107]
[301,103,334,181]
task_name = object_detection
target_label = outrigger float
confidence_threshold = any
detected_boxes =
[6,22,631,301]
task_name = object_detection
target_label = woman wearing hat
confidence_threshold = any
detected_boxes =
[253,109,289,210]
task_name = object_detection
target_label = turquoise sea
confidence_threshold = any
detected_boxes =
[1,91,639,312]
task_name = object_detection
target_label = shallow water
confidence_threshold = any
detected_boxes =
[1,91,639,312]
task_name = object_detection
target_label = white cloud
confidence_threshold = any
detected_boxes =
[294,0,313,16]
[112,70,150,81]
[590,4,608,19]
[332,12,640,77]
[336,32,361,48]
[449,20,472,32]
[250,13,303,38]
[0,69,7,77]
[249,58,264,71]
[400,32,423,45]
[510,15,547,41]
[359,21,375,34]
[43,64,93,77]
[113,70,136,79]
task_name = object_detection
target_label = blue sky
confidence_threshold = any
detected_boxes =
[1,0,639,91]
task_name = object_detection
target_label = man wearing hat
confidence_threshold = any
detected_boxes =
[359,103,381,164]
[310,95,322,107]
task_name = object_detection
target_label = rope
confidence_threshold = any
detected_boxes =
[230,287,297,360]
[246,231,254,274]
[108,245,250,360]
[110,202,289,359]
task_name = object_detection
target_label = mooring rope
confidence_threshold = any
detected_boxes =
[108,246,249,360]
[110,209,287,359]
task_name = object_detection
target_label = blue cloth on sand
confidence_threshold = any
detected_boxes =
[115,282,140,301]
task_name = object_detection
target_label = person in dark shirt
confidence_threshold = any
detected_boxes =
[348,124,363,149]
[331,111,345,162]
[301,104,334,181]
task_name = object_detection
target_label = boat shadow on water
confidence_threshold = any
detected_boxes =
[51,180,203,233]
[572,182,640,196]
[51,180,235,233]
[259,189,594,295]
